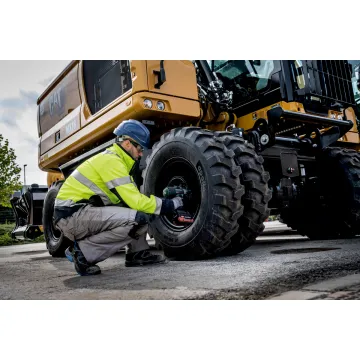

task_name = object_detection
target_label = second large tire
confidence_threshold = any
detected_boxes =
[43,181,72,257]
[215,132,272,254]
[281,147,360,239]
[142,127,245,259]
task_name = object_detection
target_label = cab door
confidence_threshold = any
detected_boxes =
[147,60,198,100]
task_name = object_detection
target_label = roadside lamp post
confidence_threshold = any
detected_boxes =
[24,164,27,186]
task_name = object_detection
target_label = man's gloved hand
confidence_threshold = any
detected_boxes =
[172,197,183,210]
[182,192,192,209]
[160,197,183,215]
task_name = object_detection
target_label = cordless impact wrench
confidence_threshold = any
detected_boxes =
[162,186,194,224]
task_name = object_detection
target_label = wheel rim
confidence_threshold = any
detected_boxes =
[154,157,201,232]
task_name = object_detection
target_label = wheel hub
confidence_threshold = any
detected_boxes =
[155,158,201,231]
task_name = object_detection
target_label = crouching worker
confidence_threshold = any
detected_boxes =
[54,120,183,276]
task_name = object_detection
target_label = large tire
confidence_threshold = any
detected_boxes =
[281,147,360,239]
[43,181,72,257]
[215,132,272,254]
[142,127,244,259]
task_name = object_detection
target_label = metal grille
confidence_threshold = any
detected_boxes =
[303,60,355,105]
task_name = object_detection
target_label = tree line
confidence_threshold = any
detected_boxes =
[0,134,21,207]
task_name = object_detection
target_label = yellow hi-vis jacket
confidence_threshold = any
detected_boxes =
[54,143,163,215]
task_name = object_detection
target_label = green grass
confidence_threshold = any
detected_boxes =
[0,223,45,246]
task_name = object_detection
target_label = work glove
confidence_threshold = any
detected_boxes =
[160,197,183,215]
[172,197,183,210]
[182,192,192,209]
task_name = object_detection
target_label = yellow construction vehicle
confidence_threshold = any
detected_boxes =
[10,60,360,259]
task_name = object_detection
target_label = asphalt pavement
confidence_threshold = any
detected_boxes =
[1,222,360,300]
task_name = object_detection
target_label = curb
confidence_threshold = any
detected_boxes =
[267,274,360,300]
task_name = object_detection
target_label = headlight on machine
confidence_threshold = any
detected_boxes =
[143,99,153,109]
[156,101,165,111]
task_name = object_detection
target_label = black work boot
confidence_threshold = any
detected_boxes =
[72,242,101,276]
[125,250,168,267]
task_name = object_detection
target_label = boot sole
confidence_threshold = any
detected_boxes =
[75,271,101,276]
[75,266,101,276]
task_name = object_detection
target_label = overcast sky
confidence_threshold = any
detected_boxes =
[0,60,70,185]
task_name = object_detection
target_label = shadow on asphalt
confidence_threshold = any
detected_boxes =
[61,251,253,291]
[17,250,48,256]
[31,255,57,261]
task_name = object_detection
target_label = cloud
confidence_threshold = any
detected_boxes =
[0,88,40,184]
[23,136,37,147]
[38,76,55,87]
[0,89,39,111]
[0,88,39,137]
[20,89,39,105]
[0,60,70,185]
[0,107,43,186]
[0,110,17,127]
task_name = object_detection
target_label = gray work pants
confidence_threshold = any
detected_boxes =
[56,205,150,264]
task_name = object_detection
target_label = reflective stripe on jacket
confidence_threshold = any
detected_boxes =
[55,143,162,215]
